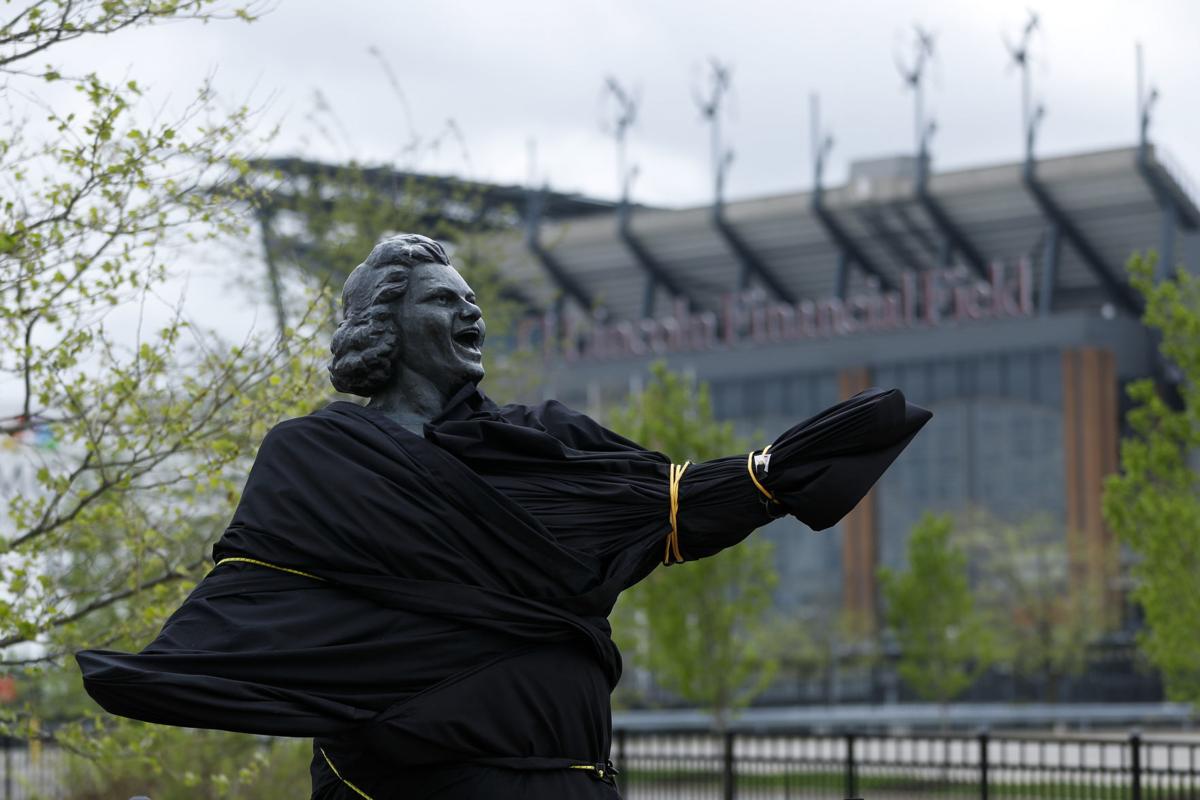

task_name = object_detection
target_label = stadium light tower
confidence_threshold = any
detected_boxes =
[809,94,834,197]
[900,25,988,278]
[602,76,689,315]
[1004,11,1043,159]
[896,25,936,159]
[1134,43,1196,281]
[1136,43,1158,153]
[808,93,891,295]
[695,58,735,208]
[694,60,792,300]
[1007,11,1141,318]
[601,77,640,205]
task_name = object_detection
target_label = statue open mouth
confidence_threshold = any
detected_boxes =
[453,327,483,355]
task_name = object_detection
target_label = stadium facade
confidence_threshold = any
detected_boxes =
[502,144,1200,626]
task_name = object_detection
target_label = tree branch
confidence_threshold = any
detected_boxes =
[0,557,205,649]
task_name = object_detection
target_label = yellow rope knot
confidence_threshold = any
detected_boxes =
[662,461,691,565]
[746,443,779,504]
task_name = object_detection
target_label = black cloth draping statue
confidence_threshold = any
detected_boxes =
[77,234,931,799]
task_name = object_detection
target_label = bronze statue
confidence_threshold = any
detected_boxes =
[330,235,485,435]
[79,233,930,799]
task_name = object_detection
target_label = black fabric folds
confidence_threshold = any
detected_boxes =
[434,385,931,563]
[76,384,929,799]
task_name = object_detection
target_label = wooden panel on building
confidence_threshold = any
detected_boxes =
[838,367,877,628]
[1060,347,1120,613]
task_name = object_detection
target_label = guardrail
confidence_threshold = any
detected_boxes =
[613,702,1195,733]
[612,729,1200,799]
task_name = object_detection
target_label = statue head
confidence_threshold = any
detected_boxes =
[328,233,485,400]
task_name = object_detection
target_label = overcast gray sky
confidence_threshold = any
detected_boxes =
[55,0,1200,208]
[9,0,1193,404]
[4,0,1198,415]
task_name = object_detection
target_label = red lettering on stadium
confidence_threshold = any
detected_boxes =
[518,259,1034,363]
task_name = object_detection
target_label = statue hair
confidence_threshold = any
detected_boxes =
[328,233,452,396]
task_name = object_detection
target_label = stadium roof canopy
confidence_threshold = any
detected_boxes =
[513,146,1200,322]
[247,156,623,327]
[250,156,620,230]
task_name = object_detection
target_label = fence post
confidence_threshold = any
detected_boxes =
[845,732,858,800]
[978,730,989,800]
[1130,730,1142,800]
[722,730,736,800]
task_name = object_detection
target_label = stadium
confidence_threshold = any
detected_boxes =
[249,69,1200,705]
[499,142,1200,632]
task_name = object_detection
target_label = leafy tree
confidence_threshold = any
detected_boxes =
[878,512,995,704]
[63,729,312,800]
[2,8,542,795]
[0,0,256,72]
[759,608,878,704]
[957,510,1103,702]
[1103,253,1200,704]
[0,0,332,794]
[608,363,778,729]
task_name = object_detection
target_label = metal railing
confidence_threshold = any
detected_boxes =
[612,729,1200,799]
[0,737,63,800]
[2,730,1196,798]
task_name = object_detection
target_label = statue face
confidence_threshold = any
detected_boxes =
[392,261,486,396]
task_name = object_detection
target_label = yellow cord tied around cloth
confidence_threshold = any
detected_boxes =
[662,461,691,565]
[746,444,779,504]
[215,556,325,582]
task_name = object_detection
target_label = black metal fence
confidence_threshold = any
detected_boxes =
[0,737,62,800]
[2,730,1196,799]
[612,730,1200,799]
